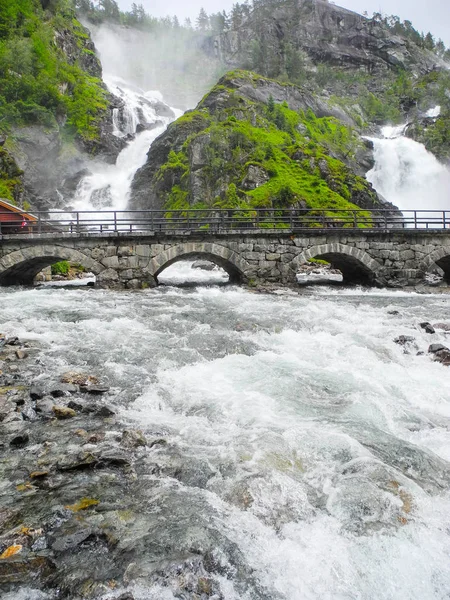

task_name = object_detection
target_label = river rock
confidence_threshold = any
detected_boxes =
[95,405,116,417]
[420,322,435,334]
[81,384,110,395]
[52,406,77,419]
[50,524,95,552]
[15,349,28,360]
[21,405,38,421]
[61,372,99,386]
[50,383,78,398]
[30,385,46,400]
[121,429,147,448]
[9,431,29,447]
[428,343,448,354]
[433,349,450,366]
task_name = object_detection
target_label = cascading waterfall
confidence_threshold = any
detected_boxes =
[366,113,450,213]
[71,75,180,212]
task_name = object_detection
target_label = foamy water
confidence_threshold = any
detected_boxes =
[1,281,450,599]
[71,76,180,212]
[367,120,450,213]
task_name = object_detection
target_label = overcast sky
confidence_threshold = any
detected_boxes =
[116,0,450,46]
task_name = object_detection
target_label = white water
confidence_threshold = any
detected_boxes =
[71,75,180,212]
[1,284,450,599]
[426,105,441,118]
[366,119,450,213]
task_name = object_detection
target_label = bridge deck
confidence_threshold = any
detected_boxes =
[0,209,449,238]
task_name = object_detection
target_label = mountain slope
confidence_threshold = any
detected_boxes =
[130,70,391,221]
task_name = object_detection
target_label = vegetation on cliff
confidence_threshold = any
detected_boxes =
[131,71,385,224]
[0,0,108,142]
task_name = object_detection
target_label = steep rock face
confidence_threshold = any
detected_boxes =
[0,5,124,211]
[130,70,392,220]
[217,0,444,77]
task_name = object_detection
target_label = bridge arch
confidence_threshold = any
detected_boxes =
[293,243,382,285]
[420,247,450,282]
[148,242,251,284]
[0,246,104,286]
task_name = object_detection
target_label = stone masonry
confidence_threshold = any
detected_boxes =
[1,230,450,288]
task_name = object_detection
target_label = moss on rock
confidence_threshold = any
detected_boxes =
[131,70,384,224]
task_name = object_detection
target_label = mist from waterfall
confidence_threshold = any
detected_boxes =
[366,120,450,213]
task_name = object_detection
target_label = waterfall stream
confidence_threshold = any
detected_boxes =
[366,118,450,213]
[71,75,180,212]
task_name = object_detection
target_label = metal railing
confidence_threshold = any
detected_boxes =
[0,209,449,237]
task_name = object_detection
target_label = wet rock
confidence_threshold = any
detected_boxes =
[434,349,450,366]
[5,337,19,346]
[121,429,147,448]
[21,405,38,421]
[50,383,78,398]
[50,524,95,552]
[81,384,110,395]
[0,553,55,584]
[87,431,105,444]
[52,406,77,419]
[149,438,167,449]
[35,397,54,416]
[30,385,46,400]
[0,396,14,421]
[61,371,99,386]
[96,449,131,467]
[420,322,435,334]
[387,310,400,315]
[96,405,116,417]
[9,431,29,448]
[68,398,89,412]
[428,343,448,354]
[30,470,49,479]
[57,451,98,471]
[15,349,28,360]
[0,507,20,533]
[394,335,415,345]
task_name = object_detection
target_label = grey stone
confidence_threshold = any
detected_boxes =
[429,344,448,354]
[420,322,435,334]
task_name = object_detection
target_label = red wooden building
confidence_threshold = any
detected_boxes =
[0,199,37,234]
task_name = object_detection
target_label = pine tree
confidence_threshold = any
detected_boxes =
[196,7,209,31]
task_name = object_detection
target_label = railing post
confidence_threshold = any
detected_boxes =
[290,210,293,230]
[113,212,117,232]
[76,212,80,233]
[38,213,42,234]
[353,211,357,228]
[414,211,417,229]
[443,211,446,229]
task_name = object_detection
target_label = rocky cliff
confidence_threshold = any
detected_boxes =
[130,70,392,221]
[216,0,445,79]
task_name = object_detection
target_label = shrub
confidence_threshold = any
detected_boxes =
[51,260,70,275]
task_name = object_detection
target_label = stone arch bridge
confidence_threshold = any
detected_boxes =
[0,231,449,288]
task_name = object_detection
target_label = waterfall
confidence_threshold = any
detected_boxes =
[366,118,450,213]
[71,75,180,212]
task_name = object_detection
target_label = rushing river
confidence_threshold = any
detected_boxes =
[2,265,450,600]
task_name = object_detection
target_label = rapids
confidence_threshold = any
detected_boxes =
[1,274,450,599]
